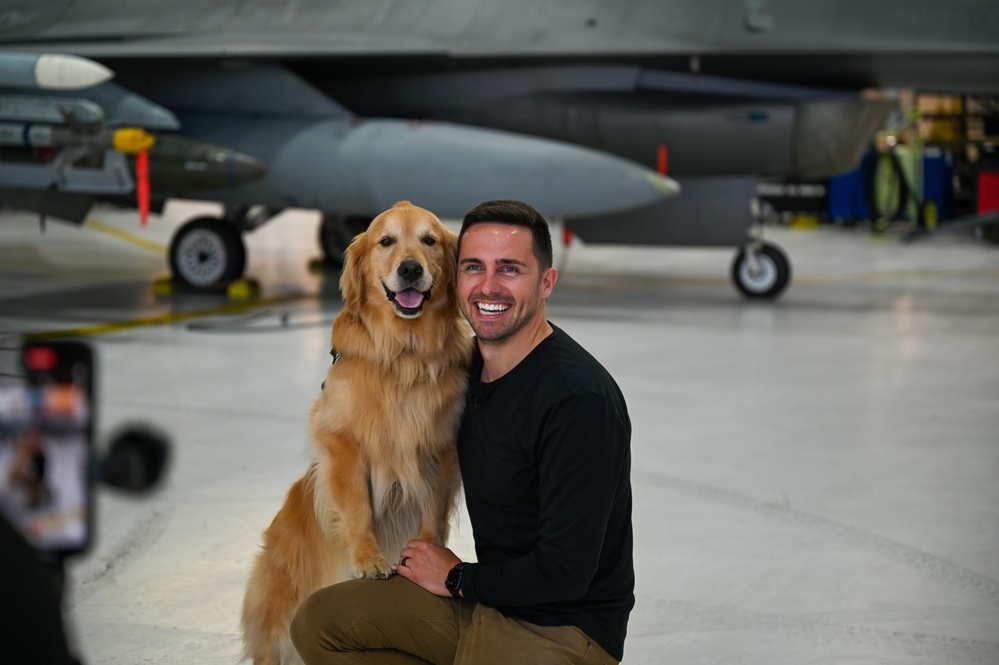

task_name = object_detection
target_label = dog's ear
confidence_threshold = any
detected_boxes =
[339,232,367,311]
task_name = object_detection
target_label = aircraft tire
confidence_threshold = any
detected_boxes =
[863,151,908,232]
[169,217,246,288]
[731,243,791,299]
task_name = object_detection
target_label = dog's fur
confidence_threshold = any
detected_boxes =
[240,202,473,664]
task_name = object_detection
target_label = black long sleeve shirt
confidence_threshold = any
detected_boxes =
[457,324,634,661]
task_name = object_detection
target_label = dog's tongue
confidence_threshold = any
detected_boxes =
[395,288,424,309]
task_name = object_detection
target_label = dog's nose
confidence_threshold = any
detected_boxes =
[398,260,424,282]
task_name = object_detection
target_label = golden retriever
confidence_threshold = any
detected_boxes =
[240,201,473,665]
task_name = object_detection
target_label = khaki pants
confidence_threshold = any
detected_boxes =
[291,576,618,665]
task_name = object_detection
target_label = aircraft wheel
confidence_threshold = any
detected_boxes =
[864,151,908,232]
[169,217,246,288]
[731,243,791,299]
[319,214,370,269]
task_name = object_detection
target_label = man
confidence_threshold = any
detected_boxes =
[291,200,634,664]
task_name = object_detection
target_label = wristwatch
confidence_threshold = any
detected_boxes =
[445,562,468,598]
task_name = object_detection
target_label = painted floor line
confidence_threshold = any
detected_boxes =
[83,219,168,257]
[21,292,316,342]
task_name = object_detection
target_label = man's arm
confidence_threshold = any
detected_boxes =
[462,390,630,606]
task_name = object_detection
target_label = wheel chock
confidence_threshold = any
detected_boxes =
[151,276,176,297]
[152,276,260,299]
[227,278,260,300]
[790,215,820,230]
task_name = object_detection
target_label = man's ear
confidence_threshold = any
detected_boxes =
[540,266,558,300]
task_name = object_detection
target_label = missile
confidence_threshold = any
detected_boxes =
[0,122,145,154]
[0,53,113,90]
[139,134,268,190]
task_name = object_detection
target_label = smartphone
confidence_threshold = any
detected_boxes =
[0,341,94,558]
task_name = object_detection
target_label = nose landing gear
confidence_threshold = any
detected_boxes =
[731,242,791,299]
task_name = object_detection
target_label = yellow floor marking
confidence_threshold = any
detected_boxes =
[21,293,314,342]
[83,219,167,257]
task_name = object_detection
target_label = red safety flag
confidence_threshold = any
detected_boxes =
[113,128,155,227]
[136,150,150,226]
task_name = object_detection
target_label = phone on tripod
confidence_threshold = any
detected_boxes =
[0,340,94,558]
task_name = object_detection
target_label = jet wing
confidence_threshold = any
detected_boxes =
[3,0,997,93]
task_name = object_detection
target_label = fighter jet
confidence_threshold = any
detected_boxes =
[1,0,996,298]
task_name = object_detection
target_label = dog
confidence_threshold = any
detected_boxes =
[240,201,473,665]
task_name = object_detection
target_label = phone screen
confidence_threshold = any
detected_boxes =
[0,341,94,557]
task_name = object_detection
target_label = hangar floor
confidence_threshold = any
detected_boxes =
[1,202,998,665]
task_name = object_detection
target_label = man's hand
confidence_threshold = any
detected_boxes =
[396,539,462,596]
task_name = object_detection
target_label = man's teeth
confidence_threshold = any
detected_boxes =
[477,302,510,314]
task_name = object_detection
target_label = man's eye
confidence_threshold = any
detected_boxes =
[380,236,395,247]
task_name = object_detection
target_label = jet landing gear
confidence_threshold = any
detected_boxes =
[169,217,245,287]
[168,205,278,289]
[731,241,791,299]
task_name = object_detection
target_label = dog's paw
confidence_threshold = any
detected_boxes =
[352,555,396,580]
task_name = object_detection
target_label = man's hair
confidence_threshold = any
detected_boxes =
[458,200,554,270]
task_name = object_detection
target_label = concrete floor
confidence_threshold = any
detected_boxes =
[1,202,997,664]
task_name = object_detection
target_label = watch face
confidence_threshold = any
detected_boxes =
[446,564,464,596]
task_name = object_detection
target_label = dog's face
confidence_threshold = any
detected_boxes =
[340,201,457,319]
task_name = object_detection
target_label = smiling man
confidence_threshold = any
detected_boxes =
[292,200,634,665]
[454,203,558,376]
